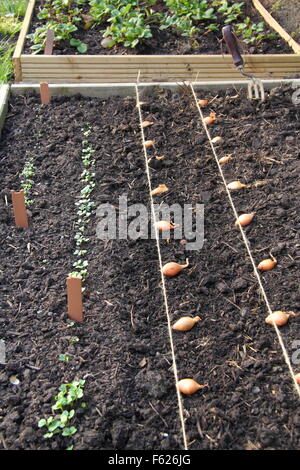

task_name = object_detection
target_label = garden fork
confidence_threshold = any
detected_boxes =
[222,25,265,102]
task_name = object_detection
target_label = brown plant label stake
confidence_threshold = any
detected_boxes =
[11,190,29,228]
[67,276,84,322]
[44,29,54,55]
[40,82,50,105]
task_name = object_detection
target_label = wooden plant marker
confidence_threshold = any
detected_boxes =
[44,29,55,55]
[11,190,28,228]
[40,82,50,104]
[67,276,84,322]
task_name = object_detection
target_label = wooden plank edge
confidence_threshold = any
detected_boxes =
[13,0,36,82]
[10,80,300,99]
[20,53,300,63]
[0,84,10,138]
[18,73,300,83]
[252,0,300,54]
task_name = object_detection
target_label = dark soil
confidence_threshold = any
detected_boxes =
[0,84,300,450]
[262,0,300,43]
[23,0,291,55]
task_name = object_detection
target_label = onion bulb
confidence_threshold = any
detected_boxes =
[172,316,201,331]
[198,99,208,107]
[154,220,178,231]
[144,140,155,147]
[142,121,154,128]
[265,311,295,326]
[211,136,223,144]
[295,373,300,385]
[258,257,277,271]
[151,184,168,195]
[235,213,255,227]
[177,378,207,395]
[227,180,247,190]
[203,112,216,125]
[219,155,232,164]
[162,259,189,277]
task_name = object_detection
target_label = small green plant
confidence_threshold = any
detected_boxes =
[70,125,96,277]
[59,353,70,362]
[20,157,36,205]
[27,0,88,53]
[38,379,85,439]
[235,17,277,44]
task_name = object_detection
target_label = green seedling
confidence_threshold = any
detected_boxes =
[20,158,36,205]
[59,353,70,362]
[38,379,85,439]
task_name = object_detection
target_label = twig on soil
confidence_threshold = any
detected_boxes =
[148,401,168,427]
[130,305,135,329]
[222,295,242,312]
[221,241,239,253]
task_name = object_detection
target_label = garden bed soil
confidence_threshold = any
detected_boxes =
[23,0,291,56]
[262,0,300,43]
[0,84,300,450]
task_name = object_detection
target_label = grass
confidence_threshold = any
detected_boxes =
[0,0,28,18]
[0,0,28,83]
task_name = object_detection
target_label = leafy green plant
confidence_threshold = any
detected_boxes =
[20,157,35,205]
[235,17,277,44]
[27,0,88,53]
[38,379,85,439]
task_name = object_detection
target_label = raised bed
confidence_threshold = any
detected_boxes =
[13,0,300,83]
[0,80,300,450]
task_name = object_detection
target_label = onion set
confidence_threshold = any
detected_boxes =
[211,136,223,144]
[265,311,295,326]
[142,121,154,128]
[144,140,155,148]
[219,155,232,164]
[235,213,255,227]
[151,184,168,195]
[154,221,178,231]
[162,259,189,277]
[258,256,277,271]
[177,378,207,395]
[172,316,201,331]
[203,112,216,125]
[227,180,247,190]
[198,99,208,107]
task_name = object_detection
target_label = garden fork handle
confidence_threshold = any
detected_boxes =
[222,25,244,69]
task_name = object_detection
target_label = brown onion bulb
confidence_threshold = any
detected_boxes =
[177,378,207,395]
[235,213,255,227]
[151,184,168,195]
[219,155,232,164]
[162,259,189,277]
[265,311,295,326]
[142,121,154,128]
[227,180,247,190]
[144,140,155,147]
[203,112,216,125]
[294,373,300,385]
[198,99,208,107]
[154,221,178,231]
[172,316,201,331]
[211,136,223,144]
[258,257,277,271]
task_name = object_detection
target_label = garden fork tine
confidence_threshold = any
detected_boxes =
[222,25,265,102]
